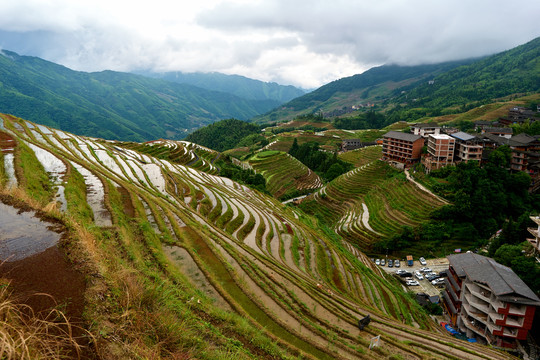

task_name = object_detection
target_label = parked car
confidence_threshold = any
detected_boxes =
[419,257,427,266]
[420,267,432,273]
[427,274,439,281]
[438,270,448,277]
[394,259,400,268]
[396,269,406,274]
[380,259,385,266]
[399,272,413,278]
[375,259,380,266]
[432,278,445,285]
[414,271,424,280]
[388,259,393,267]
[406,280,419,286]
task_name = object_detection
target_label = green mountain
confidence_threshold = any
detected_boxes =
[256,36,540,124]
[255,60,474,123]
[390,36,540,109]
[138,70,306,103]
[0,50,280,142]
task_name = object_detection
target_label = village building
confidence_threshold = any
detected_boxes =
[381,131,424,169]
[481,127,513,138]
[527,216,540,255]
[450,132,483,163]
[422,134,455,172]
[410,123,441,138]
[442,253,540,349]
[341,138,364,151]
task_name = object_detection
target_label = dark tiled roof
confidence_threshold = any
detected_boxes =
[448,253,540,305]
[383,131,422,142]
[511,133,537,145]
[450,131,476,142]
[484,127,513,134]
[411,122,439,128]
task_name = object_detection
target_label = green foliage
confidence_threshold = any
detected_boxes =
[494,243,540,294]
[185,119,261,151]
[332,111,389,130]
[288,141,352,181]
[218,158,268,194]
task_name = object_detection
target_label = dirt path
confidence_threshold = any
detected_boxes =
[404,169,449,204]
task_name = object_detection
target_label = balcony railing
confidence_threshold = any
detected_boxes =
[464,293,489,314]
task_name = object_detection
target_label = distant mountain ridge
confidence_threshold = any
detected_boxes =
[255,36,540,123]
[0,50,285,141]
[137,70,306,103]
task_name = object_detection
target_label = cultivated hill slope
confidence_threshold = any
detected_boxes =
[300,146,447,251]
[248,150,322,199]
[0,50,277,142]
[0,114,515,359]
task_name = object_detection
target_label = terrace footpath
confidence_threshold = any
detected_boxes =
[404,169,449,204]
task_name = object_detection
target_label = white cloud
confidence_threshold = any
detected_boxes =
[0,0,538,88]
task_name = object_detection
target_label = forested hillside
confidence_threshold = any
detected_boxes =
[391,37,540,111]
[184,118,264,151]
[255,36,540,125]
[139,70,306,103]
[0,50,278,142]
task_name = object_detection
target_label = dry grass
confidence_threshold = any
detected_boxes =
[0,281,85,359]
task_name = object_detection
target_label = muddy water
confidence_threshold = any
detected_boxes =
[27,142,68,212]
[4,153,17,188]
[163,245,231,311]
[0,203,87,350]
[0,202,61,261]
[0,203,60,262]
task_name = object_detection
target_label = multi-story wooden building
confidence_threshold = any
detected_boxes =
[381,131,424,168]
[450,131,483,163]
[410,122,441,138]
[422,134,455,172]
[527,216,540,255]
[442,253,540,349]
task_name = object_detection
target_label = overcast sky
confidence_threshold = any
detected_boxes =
[0,0,538,89]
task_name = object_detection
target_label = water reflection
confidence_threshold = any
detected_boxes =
[0,202,61,261]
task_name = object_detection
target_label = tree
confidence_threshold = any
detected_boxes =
[493,244,522,267]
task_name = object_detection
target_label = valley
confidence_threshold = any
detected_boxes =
[0,113,519,359]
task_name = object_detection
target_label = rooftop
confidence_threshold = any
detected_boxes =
[411,122,440,129]
[429,134,454,140]
[450,131,476,142]
[448,253,540,305]
[383,131,423,142]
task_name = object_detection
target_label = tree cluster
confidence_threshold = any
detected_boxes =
[288,139,352,181]
[184,119,261,152]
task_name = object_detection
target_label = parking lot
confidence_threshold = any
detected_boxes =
[378,257,450,296]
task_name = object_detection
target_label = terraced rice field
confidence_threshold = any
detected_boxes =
[0,113,516,360]
[248,150,322,199]
[339,146,382,167]
[304,152,446,251]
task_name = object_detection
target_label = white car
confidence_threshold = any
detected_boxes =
[406,280,419,286]
[375,259,380,265]
[394,259,400,268]
[396,269,406,275]
[432,278,445,285]
[420,267,432,273]
[419,257,427,266]
[414,271,424,280]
